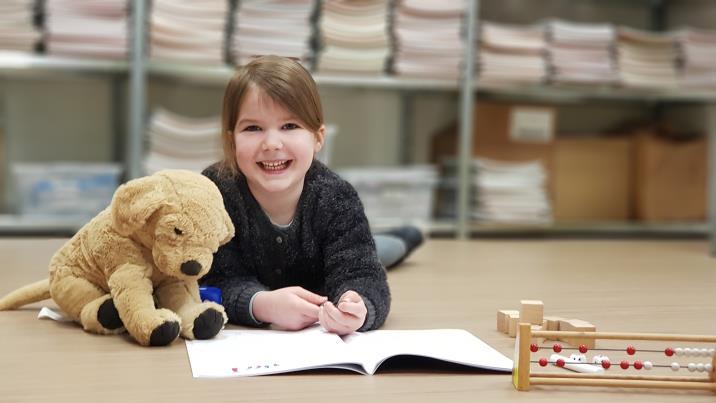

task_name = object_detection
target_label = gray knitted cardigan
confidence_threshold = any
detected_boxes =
[201,160,391,331]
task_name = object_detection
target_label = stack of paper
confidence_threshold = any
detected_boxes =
[478,21,548,84]
[149,0,228,65]
[232,0,314,66]
[0,0,41,52]
[393,0,465,79]
[45,0,128,59]
[143,108,222,174]
[437,158,551,224]
[316,0,391,74]
[677,28,716,88]
[546,19,617,85]
[616,27,678,88]
[472,158,551,224]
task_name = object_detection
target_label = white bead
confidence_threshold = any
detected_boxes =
[687,363,696,372]
[675,347,684,356]
[696,363,705,372]
[706,363,713,372]
[671,362,680,371]
[703,348,713,357]
[643,361,653,370]
[709,348,715,356]
[684,348,693,356]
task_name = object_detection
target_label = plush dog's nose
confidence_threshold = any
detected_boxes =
[181,260,202,276]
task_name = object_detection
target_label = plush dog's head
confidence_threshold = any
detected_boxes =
[110,170,234,280]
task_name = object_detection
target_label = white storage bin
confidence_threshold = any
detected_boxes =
[338,165,438,226]
[12,163,122,217]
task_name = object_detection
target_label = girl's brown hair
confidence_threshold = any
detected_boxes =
[219,55,324,174]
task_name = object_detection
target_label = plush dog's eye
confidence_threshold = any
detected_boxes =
[174,227,183,236]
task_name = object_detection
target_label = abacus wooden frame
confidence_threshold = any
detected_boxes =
[513,323,716,392]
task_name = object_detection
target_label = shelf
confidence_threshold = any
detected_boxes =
[426,220,708,237]
[147,61,460,90]
[0,51,128,76]
[3,55,712,101]
[0,215,87,235]
[477,82,716,103]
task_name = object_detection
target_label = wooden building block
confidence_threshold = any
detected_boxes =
[558,319,596,348]
[507,313,521,337]
[520,300,544,325]
[497,309,519,333]
[543,316,563,331]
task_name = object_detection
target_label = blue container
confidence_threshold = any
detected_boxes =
[199,286,222,305]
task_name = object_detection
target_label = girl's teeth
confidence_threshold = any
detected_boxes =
[261,161,288,170]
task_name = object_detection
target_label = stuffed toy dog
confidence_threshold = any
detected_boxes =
[0,170,234,346]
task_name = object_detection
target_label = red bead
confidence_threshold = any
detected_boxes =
[556,358,565,368]
[538,358,548,367]
[530,343,539,353]
[665,347,674,357]
[626,346,636,355]
[553,344,562,353]
[578,345,588,354]
[620,360,630,370]
[633,361,643,370]
[601,359,611,369]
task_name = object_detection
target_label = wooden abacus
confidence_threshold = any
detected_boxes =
[513,323,716,392]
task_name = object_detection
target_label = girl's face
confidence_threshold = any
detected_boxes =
[233,85,324,198]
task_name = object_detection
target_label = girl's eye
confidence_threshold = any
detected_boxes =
[174,227,183,236]
[244,125,261,132]
[282,123,299,130]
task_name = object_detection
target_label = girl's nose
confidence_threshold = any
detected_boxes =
[262,129,283,150]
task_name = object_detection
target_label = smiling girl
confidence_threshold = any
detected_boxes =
[201,55,394,334]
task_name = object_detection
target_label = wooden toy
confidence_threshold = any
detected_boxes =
[520,300,544,325]
[513,323,716,392]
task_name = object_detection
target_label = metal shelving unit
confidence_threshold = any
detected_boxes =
[1,0,715,251]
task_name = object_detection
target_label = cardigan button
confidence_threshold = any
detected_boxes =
[276,236,283,244]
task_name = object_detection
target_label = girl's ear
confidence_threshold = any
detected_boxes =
[314,125,326,153]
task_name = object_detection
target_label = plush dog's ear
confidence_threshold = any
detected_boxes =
[220,208,235,245]
[111,175,174,236]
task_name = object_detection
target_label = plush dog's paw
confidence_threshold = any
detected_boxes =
[97,298,124,330]
[192,308,225,340]
[149,320,181,346]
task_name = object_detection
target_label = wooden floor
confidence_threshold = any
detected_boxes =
[1,238,715,402]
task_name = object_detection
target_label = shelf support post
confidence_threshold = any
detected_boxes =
[457,0,479,239]
[127,0,147,180]
[708,104,716,256]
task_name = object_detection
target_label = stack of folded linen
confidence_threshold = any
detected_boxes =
[616,27,678,88]
[316,0,391,74]
[45,0,128,59]
[232,0,315,67]
[144,108,222,174]
[546,19,617,85]
[478,21,548,85]
[393,0,465,79]
[149,0,228,65]
[0,0,41,52]
[677,27,716,88]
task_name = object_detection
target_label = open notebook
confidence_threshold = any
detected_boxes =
[185,325,513,377]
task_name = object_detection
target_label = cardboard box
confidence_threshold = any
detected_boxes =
[552,137,633,221]
[634,131,706,221]
[431,102,557,165]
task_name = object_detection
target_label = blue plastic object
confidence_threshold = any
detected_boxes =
[199,286,223,305]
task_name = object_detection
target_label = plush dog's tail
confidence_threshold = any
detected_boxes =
[0,279,51,310]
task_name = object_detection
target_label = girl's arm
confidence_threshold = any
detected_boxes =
[321,182,391,331]
[201,238,268,327]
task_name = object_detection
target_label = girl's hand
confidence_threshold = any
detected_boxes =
[252,287,327,331]
[318,290,367,335]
